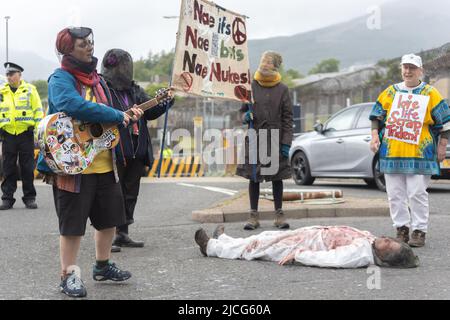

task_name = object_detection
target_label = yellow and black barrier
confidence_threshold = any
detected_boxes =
[148,156,204,178]
[33,153,205,179]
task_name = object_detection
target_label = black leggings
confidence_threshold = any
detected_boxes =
[249,180,283,211]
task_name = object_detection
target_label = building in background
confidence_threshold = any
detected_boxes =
[292,66,386,132]
[292,42,450,132]
[424,51,450,99]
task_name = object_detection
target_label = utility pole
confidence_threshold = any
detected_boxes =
[211,99,215,128]
[203,98,207,130]
[5,16,10,62]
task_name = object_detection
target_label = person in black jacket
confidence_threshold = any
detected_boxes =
[101,49,174,251]
[236,51,293,231]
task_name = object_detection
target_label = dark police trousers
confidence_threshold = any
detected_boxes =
[1,130,37,204]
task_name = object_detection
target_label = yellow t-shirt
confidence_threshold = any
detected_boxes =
[82,87,113,175]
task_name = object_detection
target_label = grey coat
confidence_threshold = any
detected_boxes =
[236,81,294,182]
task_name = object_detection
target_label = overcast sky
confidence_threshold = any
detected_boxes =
[1,0,389,63]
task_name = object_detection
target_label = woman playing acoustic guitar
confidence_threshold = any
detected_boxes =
[37,27,143,298]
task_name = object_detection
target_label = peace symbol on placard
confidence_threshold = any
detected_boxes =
[232,18,247,45]
[234,85,251,102]
[180,72,194,92]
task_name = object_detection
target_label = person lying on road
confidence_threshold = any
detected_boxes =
[195,225,419,269]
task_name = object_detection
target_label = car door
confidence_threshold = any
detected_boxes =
[310,107,359,174]
[342,104,375,176]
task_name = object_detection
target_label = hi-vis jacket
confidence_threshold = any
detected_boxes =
[0,80,44,135]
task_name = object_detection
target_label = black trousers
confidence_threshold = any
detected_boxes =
[1,130,36,203]
[117,158,145,234]
[249,180,284,211]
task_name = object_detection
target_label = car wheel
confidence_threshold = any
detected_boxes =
[363,178,376,187]
[373,157,386,192]
[291,151,315,186]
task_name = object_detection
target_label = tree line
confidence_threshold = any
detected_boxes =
[29,52,341,99]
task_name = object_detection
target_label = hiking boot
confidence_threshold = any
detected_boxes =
[244,210,260,231]
[213,225,225,239]
[111,245,121,253]
[112,232,144,248]
[396,226,410,243]
[409,230,426,248]
[93,262,132,282]
[195,228,210,257]
[60,266,87,298]
[0,200,14,211]
[274,210,290,230]
[24,200,38,210]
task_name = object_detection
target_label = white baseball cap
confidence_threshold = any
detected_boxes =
[401,54,423,68]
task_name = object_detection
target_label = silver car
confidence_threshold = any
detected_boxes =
[289,102,450,191]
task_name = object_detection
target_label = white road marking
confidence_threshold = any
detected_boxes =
[177,183,238,196]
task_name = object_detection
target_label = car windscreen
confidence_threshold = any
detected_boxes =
[356,105,373,129]
[325,107,359,131]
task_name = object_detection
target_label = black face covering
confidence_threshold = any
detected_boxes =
[101,49,134,91]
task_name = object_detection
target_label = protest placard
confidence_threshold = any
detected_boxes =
[171,0,252,103]
[385,93,430,145]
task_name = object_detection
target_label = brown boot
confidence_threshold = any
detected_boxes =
[244,210,260,231]
[409,230,426,248]
[195,229,210,256]
[213,225,225,239]
[396,226,410,243]
[274,210,290,230]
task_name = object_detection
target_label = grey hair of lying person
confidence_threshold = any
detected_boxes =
[372,238,420,269]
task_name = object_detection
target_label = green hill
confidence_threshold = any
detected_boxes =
[248,0,450,73]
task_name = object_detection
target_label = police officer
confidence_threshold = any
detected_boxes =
[0,62,43,210]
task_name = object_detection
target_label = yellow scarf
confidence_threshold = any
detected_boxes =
[254,71,282,87]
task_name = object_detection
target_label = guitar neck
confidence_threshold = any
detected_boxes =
[100,97,162,132]
[124,98,160,116]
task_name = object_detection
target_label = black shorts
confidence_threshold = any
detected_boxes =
[53,172,126,236]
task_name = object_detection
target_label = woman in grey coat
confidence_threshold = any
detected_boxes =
[236,51,294,230]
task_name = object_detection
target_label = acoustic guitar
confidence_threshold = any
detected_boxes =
[37,89,172,175]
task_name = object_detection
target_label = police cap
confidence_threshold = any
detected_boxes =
[4,62,24,74]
